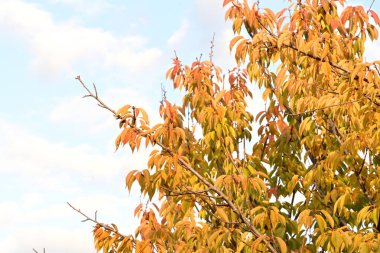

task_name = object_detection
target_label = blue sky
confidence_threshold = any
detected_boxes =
[0,0,379,252]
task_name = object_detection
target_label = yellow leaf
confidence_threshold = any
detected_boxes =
[251,235,267,251]
[116,105,131,117]
[320,210,335,228]
[287,175,299,192]
[115,134,122,150]
[275,236,287,253]
[216,207,229,222]
[333,193,346,215]
[139,107,150,125]
[230,36,245,51]
[315,214,326,232]
[275,67,287,87]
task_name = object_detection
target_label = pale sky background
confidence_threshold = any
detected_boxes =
[0,0,378,252]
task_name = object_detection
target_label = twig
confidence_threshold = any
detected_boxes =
[368,0,376,13]
[374,64,380,77]
[32,249,45,253]
[209,33,216,63]
[67,202,129,239]
[162,186,223,199]
[222,140,242,174]
[160,82,167,105]
[75,76,116,115]
[354,150,375,205]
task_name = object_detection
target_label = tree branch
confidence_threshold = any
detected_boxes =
[252,10,380,92]
[32,248,45,253]
[222,140,242,174]
[288,98,365,116]
[162,186,223,199]
[76,76,117,115]
[75,77,279,253]
[156,142,278,253]
[67,202,132,244]
[368,0,376,13]
[354,150,375,205]
[255,17,355,79]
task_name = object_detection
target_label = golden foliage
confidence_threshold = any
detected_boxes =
[85,0,380,252]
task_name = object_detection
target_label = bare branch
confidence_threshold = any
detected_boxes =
[67,202,129,239]
[374,64,380,76]
[32,249,45,253]
[75,76,117,115]
[209,32,216,63]
[92,83,98,97]
[160,83,167,105]
[368,0,376,13]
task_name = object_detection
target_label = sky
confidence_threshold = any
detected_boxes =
[0,0,379,252]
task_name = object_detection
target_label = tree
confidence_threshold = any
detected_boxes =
[72,0,380,252]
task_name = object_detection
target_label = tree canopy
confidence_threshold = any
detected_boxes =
[74,0,380,252]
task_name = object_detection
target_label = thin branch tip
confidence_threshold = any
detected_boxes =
[75,76,117,115]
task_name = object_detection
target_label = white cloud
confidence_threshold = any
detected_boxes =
[0,197,88,252]
[168,20,189,48]
[48,0,113,15]
[1,227,93,253]
[49,95,114,134]
[0,117,155,216]
[0,194,141,253]
[0,200,69,228]
[0,117,126,184]
[0,0,162,77]
[194,0,224,28]
[0,116,152,252]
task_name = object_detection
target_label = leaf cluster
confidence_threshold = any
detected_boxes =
[83,0,380,252]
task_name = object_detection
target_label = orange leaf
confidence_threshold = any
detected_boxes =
[276,7,287,19]
[116,105,131,116]
[139,108,150,125]
[331,19,340,30]
[134,203,143,217]
[369,10,380,25]
[229,35,244,51]
[223,0,233,7]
